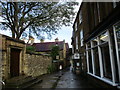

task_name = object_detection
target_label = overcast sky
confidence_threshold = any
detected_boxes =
[0,1,81,48]
[44,1,81,48]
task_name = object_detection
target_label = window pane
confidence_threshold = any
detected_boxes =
[80,30,84,46]
[81,39,83,46]
[114,23,120,83]
[88,50,93,73]
[80,30,83,39]
[93,38,98,46]
[76,36,78,49]
[79,12,82,24]
[87,42,91,48]
[93,48,100,76]
[101,43,112,79]
[75,22,77,31]
[99,31,109,43]
[115,24,120,60]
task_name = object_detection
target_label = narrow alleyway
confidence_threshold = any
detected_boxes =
[56,69,96,88]
[28,67,100,89]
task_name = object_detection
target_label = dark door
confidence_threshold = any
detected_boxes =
[10,48,21,78]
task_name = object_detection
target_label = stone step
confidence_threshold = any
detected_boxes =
[21,78,42,89]
[3,76,42,89]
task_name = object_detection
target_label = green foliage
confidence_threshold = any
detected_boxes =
[1,2,78,39]
[47,64,57,74]
[26,46,35,52]
[50,46,60,60]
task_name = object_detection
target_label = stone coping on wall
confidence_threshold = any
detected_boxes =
[1,34,25,44]
[26,51,51,57]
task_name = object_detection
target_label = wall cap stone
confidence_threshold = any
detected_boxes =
[1,34,25,44]
[26,51,51,57]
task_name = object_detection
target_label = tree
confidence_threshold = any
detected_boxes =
[51,45,60,60]
[1,2,78,40]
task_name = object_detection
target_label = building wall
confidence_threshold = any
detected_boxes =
[81,2,114,37]
[72,2,120,88]
[24,53,52,77]
[0,34,52,82]
[1,34,26,80]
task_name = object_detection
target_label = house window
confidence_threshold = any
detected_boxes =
[76,36,78,49]
[86,42,93,74]
[99,32,109,43]
[72,46,74,54]
[99,31,112,79]
[80,30,84,46]
[91,38,100,76]
[75,22,77,31]
[93,47,100,76]
[86,30,117,85]
[97,2,101,22]
[79,11,82,24]
[92,38,98,46]
[101,43,112,79]
[113,0,117,8]
[88,50,93,73]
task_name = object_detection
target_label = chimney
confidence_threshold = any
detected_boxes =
[29,36,34,45]
[40,39,44,43]
[63,39,65,43]
[55,38,59,42]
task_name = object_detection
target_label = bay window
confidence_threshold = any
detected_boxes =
[86,29,118,85]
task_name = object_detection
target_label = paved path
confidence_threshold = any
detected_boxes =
[29,68,100,89]
[56,69,98,88]
[29,71,62,89]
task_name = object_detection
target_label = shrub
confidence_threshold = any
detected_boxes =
[47,64,57,74]
[50,46,60,60]
[26,46,35,52]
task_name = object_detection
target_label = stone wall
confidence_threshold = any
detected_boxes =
[24,53,52,77]
[0,34,52,80]
[1,34,26,80]
[0,34,2,82]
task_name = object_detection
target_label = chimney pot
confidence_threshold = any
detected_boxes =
[55,38,59,42]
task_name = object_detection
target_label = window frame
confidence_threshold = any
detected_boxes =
[113,24,120,84]
[80,30,84,47]
[75,22,77,31]
[76,36,78,49]
[79,11,82,24]
[113,0,117,8]
[86,29,117,86]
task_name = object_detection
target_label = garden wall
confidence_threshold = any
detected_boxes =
[24,52,52,77]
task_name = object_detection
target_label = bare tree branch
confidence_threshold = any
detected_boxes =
[1,2,78,40]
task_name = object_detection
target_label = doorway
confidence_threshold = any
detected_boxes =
[10,48,21,78]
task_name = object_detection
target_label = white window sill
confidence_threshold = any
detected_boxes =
[87,72,118,86]
[117,85,120,89]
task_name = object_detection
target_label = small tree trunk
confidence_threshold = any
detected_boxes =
[16,34,21,40]
[12,30,15,38]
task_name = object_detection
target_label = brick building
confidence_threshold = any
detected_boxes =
[71,2,120,88]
